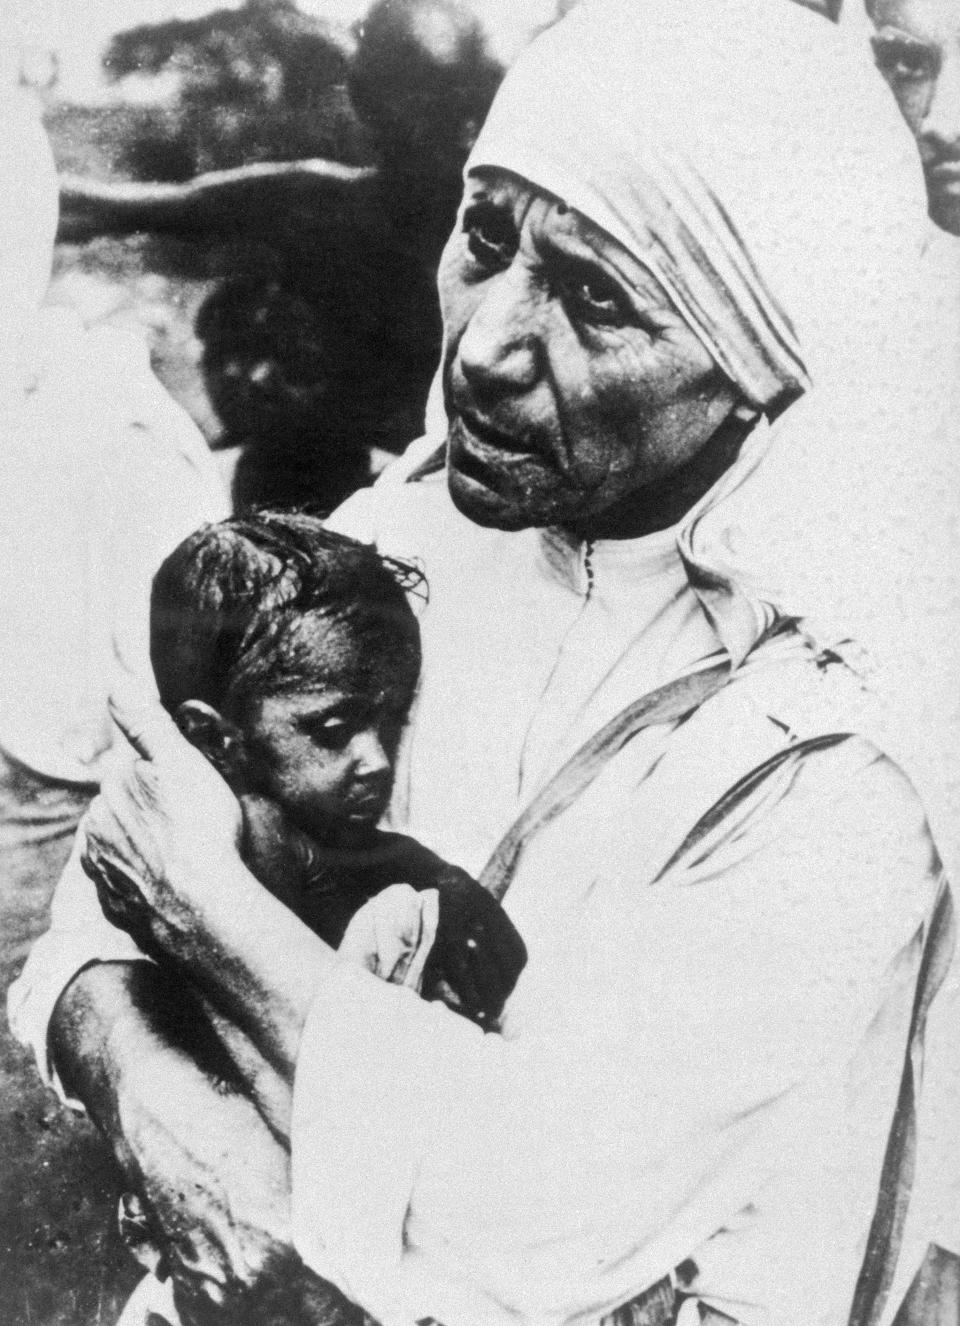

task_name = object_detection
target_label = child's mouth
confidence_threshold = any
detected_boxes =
[341,788,390,823]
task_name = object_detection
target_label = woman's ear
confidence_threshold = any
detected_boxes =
[174,700,244,783]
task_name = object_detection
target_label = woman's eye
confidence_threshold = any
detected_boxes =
[562,271,628,326]
[871,36,937,83]
[463,205,517,272]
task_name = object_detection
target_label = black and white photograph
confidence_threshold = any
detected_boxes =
[0,2,958,1323]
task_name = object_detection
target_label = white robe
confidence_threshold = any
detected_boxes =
[0,310,228,782]
[286,475,944,1326]
[9,473,948,1326]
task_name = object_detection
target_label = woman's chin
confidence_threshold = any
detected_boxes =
[447,465,538,531]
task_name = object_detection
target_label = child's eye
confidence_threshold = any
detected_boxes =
[301,716,354,751]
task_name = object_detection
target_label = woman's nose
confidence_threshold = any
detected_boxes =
[457,265,542,394]
[921,55,960,154]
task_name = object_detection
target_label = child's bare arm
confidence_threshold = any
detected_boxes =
[240,792,527,1028]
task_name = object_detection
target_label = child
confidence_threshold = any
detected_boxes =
[147,509,526,1027]
[106,511,526,1326]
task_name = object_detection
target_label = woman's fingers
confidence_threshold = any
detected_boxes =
[109,676,184,763]
[98,690,244,893]
[406,887,439,991]
[83,777,156,896]
[339,885,439,989]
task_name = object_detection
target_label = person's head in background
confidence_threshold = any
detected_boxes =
[867,0,960,234]
[348,0,572,252]
[0,90,59,403]
[150,512,423,846]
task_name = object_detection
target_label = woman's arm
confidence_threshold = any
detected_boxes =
[87,818,334,1083]
[78,697,947,1324]
[80,691,336,1081]
[287,738,945,1325]
[49,960,300,1322]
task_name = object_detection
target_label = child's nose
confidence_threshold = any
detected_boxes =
[352,728,390,779]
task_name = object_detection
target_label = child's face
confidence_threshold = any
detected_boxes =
[235,623,416,843]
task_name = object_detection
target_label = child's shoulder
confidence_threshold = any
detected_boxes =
[352,830,472,894]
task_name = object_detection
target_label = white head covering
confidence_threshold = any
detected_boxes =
[454,0,931,663]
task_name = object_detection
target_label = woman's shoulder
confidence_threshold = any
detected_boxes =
[326,451,531,589]
[727,632,882,746]
[699,650,940,869]
[670,637,941,865]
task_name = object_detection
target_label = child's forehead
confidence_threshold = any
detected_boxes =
[262,613,415,690]
[276,610,403,667]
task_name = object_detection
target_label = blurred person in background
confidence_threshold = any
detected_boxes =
[867,0,960,234]
[0,88,228,1325]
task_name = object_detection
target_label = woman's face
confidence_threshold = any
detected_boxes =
[438,171,740,540]
[869,0,960,234]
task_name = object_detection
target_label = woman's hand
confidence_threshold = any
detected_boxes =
[82,684,335,1077]
[338,883,439,989]
[81,685,243,959]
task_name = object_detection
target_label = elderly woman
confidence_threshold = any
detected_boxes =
[11,2,954,1324]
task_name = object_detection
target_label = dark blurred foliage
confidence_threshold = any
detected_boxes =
[50,0,511,511]
[100,0,371,180]
[203,0,508,510]
[349,0,505,256]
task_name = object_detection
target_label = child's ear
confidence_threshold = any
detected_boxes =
[174,700,243,782]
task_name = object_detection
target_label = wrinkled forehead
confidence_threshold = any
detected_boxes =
[463,165,670,291]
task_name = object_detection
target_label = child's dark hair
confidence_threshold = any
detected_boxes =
[150,511,424,719]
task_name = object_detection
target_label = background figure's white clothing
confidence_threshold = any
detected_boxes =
[0,309,228,783]
[287,478,944,1326]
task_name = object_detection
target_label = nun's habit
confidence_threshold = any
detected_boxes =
[284,4,951,1324]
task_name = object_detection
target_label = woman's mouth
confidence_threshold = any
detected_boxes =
[453,409,536,456]
[448,411,544,491]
